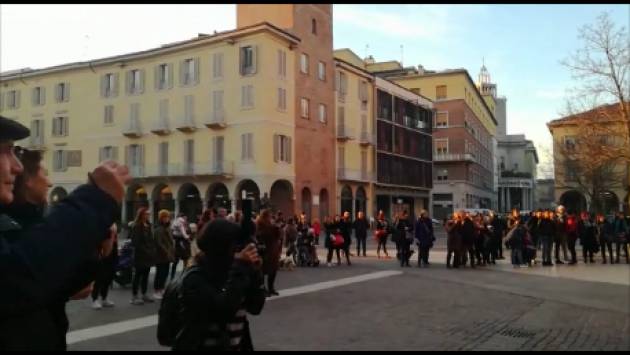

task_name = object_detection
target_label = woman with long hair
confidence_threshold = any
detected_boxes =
[256,209,282,296]
[129,207,157,305]
[153,210,174,300]
[375,210,390,259]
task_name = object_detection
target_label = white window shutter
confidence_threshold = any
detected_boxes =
[99,147,105,162]
[273,134,279,162]
[248,133,254,160]
[138,71,145,94]
[112,147,119,162]
[101,75,107,97]
[179,60,186,86]
[31,88,37,106]
[248,85,254,107]
[40,87,46,105]
[63,83,70,102]
[62,151,68,171]
[241,86,246,107]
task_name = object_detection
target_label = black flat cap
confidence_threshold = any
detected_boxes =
[0,115,30,142]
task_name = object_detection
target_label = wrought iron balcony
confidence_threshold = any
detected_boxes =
[337,168,374,182]
[122,118,142,138]
[204,110,227,129]
[150,119,171,136]
[358,131,376,146]
[175,116,197,133]
[336,124,355,141]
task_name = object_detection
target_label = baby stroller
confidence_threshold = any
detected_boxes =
[297,229,320,267]
[114,239,134,287]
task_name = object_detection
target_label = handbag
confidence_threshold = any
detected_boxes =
[332,234,345,248]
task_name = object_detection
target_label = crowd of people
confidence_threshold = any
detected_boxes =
[442,207,630,269]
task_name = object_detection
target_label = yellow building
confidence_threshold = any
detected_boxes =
[333,49,377,218]
[0,22,302,222]
[547,103,630,214]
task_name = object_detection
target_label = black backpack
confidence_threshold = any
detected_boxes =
[157,265,203,347]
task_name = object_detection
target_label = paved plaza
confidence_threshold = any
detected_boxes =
[66,233,630,351]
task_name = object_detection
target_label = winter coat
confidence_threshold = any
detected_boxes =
[0,184,116,351]
[153,223,175,264]
[284,224,298,248]
[446,220,462,252]
[130,222,157,268]
[461,219,476,247]
[323,221,337,249]
[578,219,598,251]
[613,218,629,238]
[537,219,555,238]
[414,218,434,249]
[353,218,369,239]
[554,216,567,242]
[256,222,281,275]
[174,259,265,351]
[339,219,353,248]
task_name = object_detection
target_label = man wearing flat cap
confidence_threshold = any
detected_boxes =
[0,116,132,350]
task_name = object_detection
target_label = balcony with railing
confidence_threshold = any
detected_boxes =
[204,110,227,129]
[336,124,355,141]
[175,115,197,133]
[337,168,374,182]
[140,161,235,179]
[150,119,171,136]
[122,117,142,138]
[358,131,376,146]
[433,153,475,163]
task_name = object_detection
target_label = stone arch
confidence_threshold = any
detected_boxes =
[49,186,68,205]
[270,180,294,217]
[177,183,202,222]
[151,183,175,223]
[236,179,261,212]
[125,184,149,223]
[355,186,367,217]
[340,185,353,217]
[559,190,587,215]
[595,190,620,215]
[301,187,312,221]
[319,188,330,220]
[206,182,231,211]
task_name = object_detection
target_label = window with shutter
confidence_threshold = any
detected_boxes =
[213,53,224,79]
[247,85,254,108]
[240,46,256,75]
[301,98,309,119]
[319,104,326,123]
[273,134,279,162]
[185,95,194,123]
[300,53,309,74]
[104,105,114,125]
[318,61,326,81]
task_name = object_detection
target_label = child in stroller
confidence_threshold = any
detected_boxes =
[297,228,320,267]
[114,239,134,287]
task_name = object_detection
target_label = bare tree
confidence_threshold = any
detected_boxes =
[557,12,630,212]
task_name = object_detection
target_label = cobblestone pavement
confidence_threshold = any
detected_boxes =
[66,234,630,351]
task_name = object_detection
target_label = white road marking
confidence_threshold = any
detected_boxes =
[66,270,403,345]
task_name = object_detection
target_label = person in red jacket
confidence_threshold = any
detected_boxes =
[566,214,578,264]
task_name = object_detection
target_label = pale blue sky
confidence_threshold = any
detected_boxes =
[1,4,628,176]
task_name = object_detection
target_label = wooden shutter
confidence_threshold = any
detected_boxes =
[273,134,279,162]
[335,70,340,92]
[99,147,105,162]
[248,133,253,160]
[125,71,132,95]
[179,60,186,86]
[0,92,4,111]
[251,46,258,75]
[112,147,119,162]
[287,136,292,164]
[138,71,145,94]
[248,85,254,107]
[40,87,46,105]
[193,57,200,85]
[101,75,107,96]
[241,134,246,160]
[112,73,119,97]
[154,65,160,90]
[64,83,70,102]
[241,86,246,107]
[277,50,282,77]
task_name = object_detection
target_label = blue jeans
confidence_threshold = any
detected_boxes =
[511,248,523,266]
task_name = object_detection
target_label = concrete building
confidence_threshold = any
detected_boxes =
[0,14,320,223]
[497,135,539,212]
[366,62,497,220]
[535,178,555,210]
[547,103,630,214]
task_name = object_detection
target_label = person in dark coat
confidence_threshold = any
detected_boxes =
[577,212,597,263]
[152,210,174,300]
[597,214,615,264]
[353,211,369,257]
[325,215,342,266]
[375,210,391,259]
[537,210,556,266]
[339,211,353,265]
[414,210,435,267]
[256,209,282,296]
[92,223,118,310]
[445,213,463,268]
[1,147,104,350]
[174,219,265,351]
[461,213,476,268]
[396,210,413,267]
[130,207,157,305]
[0,117,128,351]
[613,212,629,264]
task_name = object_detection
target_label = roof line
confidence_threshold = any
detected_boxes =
[0,21,300,80]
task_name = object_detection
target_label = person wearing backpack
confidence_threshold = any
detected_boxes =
[160,219,265,351]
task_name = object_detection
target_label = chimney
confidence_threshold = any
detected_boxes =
[364,55,375,64]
